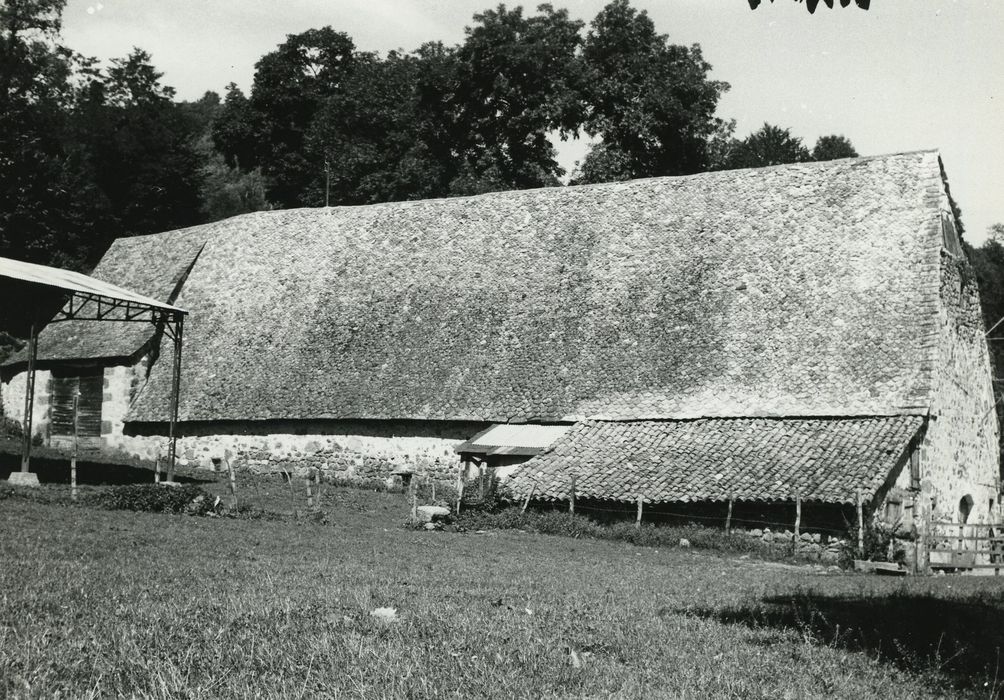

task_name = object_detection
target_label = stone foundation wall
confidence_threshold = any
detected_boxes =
[919,252,1001,523]
[119,419,488,484]
[734,527,846,563]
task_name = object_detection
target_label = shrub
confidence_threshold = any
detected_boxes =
[457,506,781,558]
[94,484,216,515]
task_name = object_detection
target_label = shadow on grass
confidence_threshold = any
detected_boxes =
[684,590,1004,696]
[0,441,209,486]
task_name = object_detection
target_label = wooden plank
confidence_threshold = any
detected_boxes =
[76,373,103,437]
[928,535,1004,542]
[929,564,1004,569]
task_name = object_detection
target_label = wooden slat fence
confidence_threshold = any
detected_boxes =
[927,520,1004,573]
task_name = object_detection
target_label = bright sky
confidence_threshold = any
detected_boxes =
[62,0,1004,243]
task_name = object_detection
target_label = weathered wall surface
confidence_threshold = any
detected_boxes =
[128,419,484,483]
[3,361,490,484]
[918,251,1001,523]
[1,368,52,439]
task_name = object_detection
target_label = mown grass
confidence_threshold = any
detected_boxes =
[2,480,1004,698]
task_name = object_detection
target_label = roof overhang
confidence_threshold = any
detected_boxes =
[0,255,187,316]
[455,423,571,457]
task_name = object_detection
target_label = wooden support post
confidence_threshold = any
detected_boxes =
[479,463,485,501]
[521,483,536,514]
[456,459,466,514]
[569,475,576,514]
[226,455,237,511]
[409,476,418,525]
[70,392,79,501]
[314,468,322,511]
[154,456,161,484]
[636,496,643,529]
[20,323,37,473]
[432,480,436,503]
[794,492,801,540]
[856,490,865,556]
[725,496,734,535]
[306,471,314,509]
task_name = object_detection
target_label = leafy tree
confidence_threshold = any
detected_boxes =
[212,83,258,170]
[72,48,204,238]
[444,4,585,194]
[812,134,858,161]
[749,0,870,12]
[248,27,358,207]
[575,0,730,183]
[717,123,811,170]
[307,51,452,205]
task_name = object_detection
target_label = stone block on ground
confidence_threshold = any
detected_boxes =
[416,505,451,523]
[6,471,39,487]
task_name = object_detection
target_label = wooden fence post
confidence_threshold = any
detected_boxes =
[226,455,238,511]
[70,392,79,501]
[725,496,733,535]
[636,496,643,529]
[409,476,418,525]
[314,467,322,511]
[856,490,865,556]
[794,492,801,540]
[569,475,576,514]
[306,471,314,510]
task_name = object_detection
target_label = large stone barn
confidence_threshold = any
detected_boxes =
[2,150,999,528]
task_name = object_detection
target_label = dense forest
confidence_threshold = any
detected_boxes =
[2,0,1003,432]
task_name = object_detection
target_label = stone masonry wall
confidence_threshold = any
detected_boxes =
[4,360,486,484]
[133,419,485,484]
[1,368,52,440]
[917,251,1001,523]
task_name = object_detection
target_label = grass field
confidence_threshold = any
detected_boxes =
[2,475,1004,698]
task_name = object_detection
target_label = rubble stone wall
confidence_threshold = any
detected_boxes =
[918,252,1001,523]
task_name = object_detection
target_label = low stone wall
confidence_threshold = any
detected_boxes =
[736,527,847,562]
[119,418,489,485]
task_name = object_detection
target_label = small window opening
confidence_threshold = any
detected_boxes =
[959,494,974,524]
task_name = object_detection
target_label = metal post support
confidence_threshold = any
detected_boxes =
[20,323,38,472]
[166,314,183,483]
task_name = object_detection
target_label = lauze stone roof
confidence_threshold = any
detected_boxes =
[123,150,947,424]
[6,227,207,366]
[507,417,925,505]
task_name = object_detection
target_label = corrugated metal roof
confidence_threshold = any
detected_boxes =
[455,423,571,456]
[0,255,186,314]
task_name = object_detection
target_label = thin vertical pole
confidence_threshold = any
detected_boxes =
[226,455,237,510]
[314,467,322,511]
[456,459,466,514]
[856,490,865,557]
[794,492,801,540]
[636,496,643,528]
[409,476,418,525]
[20,323,38,472]
[167,315,183,483]
[70,391,79,501]
[569,475,576,514]
[725,496,734,535]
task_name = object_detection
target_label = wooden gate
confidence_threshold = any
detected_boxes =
[927,520,1004,574]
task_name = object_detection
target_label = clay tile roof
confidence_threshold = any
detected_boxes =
[4,226,207,366]
[507,416,924,505]
[108,150,944,424]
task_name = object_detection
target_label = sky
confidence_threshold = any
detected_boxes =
[61,0,1004,243]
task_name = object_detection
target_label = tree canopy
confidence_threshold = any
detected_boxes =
[0,0,874,337]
